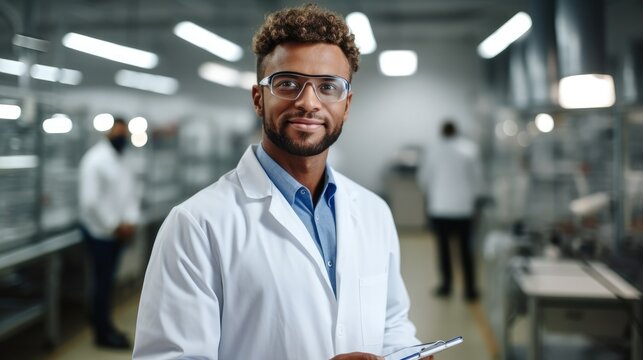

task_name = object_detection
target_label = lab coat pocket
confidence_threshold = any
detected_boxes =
[359,272,388,346]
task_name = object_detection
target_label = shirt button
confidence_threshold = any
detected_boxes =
[300,189,306,195]
[327,260,333,268]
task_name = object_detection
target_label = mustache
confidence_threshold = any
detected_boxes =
[282,111,325,122]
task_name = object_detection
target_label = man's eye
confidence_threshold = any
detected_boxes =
[321,83,337,90]
[319,82,339,93]
[276,80,299,89]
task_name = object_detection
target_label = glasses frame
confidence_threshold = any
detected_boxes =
[258,71,351,103]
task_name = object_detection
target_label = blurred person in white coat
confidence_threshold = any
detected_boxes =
[417,120,483,301]
[79,117,140,349]
[133,4,420,360]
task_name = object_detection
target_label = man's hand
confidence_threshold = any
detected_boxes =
[331,353,383,360]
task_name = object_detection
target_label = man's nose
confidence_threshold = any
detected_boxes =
[295,82,321,111]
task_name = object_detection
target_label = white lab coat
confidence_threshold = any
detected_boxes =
[133,145,418,359]
[78,140,141,239]
[417,137,483,218]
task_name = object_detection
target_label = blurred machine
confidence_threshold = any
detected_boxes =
[0,86,257,350]
[0,93,82,344]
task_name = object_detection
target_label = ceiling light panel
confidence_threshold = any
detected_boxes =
[0,155,38,170]
[30,64,59,82]
[346,12,377,55]
[174,21,243,62]
[115,70,179,95]
[379,50,418,77]
[559,74,615,109]
[93,113,114,131]
[42,114,73,134]
[1,60,83,85]
[128,116,148,134]
[0,104,22,120]
[30,64,83,85]
[0,58,27,76]
[62,32,159,69]
[477,12,532,59]
[199,62,241,87]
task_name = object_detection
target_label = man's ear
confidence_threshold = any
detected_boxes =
[252,85,264,118]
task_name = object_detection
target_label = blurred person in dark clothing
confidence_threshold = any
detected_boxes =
[78,117,141,348]
[417,120,483,301]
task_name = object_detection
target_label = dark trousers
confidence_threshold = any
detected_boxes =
[82,227,123,338]
[430,217,477,294]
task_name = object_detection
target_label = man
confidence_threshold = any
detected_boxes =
[417,120,483,301]
[79,117,140,348]
[134,4,419,359]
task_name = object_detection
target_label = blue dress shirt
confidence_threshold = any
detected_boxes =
[255,144,338,295]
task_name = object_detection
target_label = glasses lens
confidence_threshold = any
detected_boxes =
[270,73,348,102]
[271,74,302,100]
[316,77,348,102]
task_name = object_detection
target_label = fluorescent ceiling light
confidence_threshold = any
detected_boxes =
[0,58,27,76]
[42,114,73,134]
[0,104,21,120]
[30,64,83,85]
[131,132,148,147]
[93,113,114,131]
[128,116,148,134]
[477,12,532,59]
[30,64,59,82]
[174,21,242,62]
[199,62,241,87]
[0,155,39,170]
[346,12,377,55]
[198,62,254,90]
[238,71,257,90]
[115,69,179,95]
[59,68,83,85]
[559,74,615,109]
[0,58,81,84]
[534,113,554,133]
[13,34,48,52]
[378,50,417,76]
[62,32,158,69]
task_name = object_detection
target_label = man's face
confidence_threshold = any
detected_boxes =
[252,42,352,157]
[109,122,128,139]
[108,122,129,153]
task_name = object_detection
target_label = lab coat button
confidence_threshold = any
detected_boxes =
[337,324,345,337]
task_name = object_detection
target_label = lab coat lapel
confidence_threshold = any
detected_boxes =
[267,194,328,274]
[236,146,332,290]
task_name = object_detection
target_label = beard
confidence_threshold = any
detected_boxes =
[263,112,343,156]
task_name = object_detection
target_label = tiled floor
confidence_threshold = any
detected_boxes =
[46,297,139,360]
[399,230,496,360]
[42,229,496,359]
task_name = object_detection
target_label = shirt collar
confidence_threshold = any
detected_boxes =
[255,143,336,206]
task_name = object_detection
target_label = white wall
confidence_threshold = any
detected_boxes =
[334,40,483,193]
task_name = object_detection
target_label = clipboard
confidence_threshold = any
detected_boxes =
[383,336,463,360]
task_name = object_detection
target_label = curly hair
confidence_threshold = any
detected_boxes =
[252,3,360,80]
